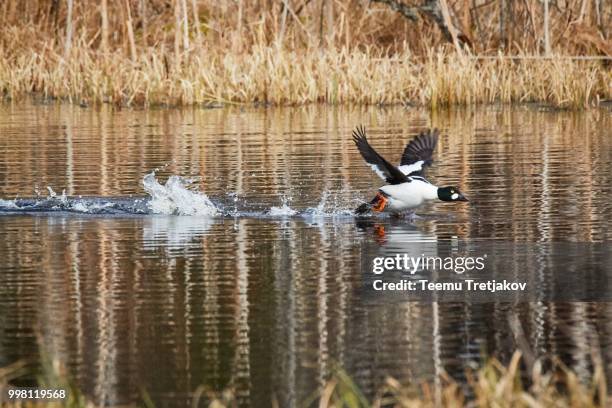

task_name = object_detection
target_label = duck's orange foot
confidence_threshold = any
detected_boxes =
[372,192,388,212]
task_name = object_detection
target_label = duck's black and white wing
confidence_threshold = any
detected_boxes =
[398,129,439,176]
[352,126,409,185]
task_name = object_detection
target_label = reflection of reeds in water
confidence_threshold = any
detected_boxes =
[1,105,612,405]
[3,218,612,406]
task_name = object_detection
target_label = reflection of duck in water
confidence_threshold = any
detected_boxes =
[355,216,441,245]
[353,126,468,215]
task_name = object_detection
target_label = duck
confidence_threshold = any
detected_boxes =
[353,126,468,215]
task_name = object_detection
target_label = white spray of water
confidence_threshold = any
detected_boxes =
[71,202,90,212]
[142,172,219,216]
[69,201,115,213]
[0,199,18,209]
[268,195,297,216]
[302,190,356,218]
[45,186,67,203]
[268,204,297,216]
[309,190,330,217]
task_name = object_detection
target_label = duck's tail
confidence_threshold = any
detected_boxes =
[355,192,388,215]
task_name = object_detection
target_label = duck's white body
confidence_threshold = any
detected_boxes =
[380,179,438,211]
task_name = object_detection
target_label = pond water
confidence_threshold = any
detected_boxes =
[0,101,611,406]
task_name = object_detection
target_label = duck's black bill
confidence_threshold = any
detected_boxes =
[458,194,469,202]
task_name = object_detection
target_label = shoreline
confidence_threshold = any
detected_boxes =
[1,351,606,407]
[6,94,612,112]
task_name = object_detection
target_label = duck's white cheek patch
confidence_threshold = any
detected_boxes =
[451,193,459,200]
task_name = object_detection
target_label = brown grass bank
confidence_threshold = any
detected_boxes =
[1,42,609,109]
[0,1,610,108]
[314,352,607,408]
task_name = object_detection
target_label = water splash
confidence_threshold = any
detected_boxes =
[0,199,18,210]
[268,196,297,216]
[302,190,359,219]
[0,176,371,219]
[0,194,149,215]
[268,204,297,216]
[0,172,219,216]
[142,172,219,216]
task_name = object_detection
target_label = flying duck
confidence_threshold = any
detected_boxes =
[353,126,468,215]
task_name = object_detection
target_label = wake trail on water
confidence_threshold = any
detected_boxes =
[0,171,362,219]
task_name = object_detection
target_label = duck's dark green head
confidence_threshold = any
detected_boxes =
[437,186,469,202]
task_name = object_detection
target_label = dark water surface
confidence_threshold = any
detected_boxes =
[0,102,611,406]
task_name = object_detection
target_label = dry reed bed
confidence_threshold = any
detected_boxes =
[2,352,607,407]
[1,42,609,109]
[1,0,609,108]
[315,352,607,407]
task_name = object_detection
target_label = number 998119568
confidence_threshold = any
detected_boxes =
[6,388,67,400]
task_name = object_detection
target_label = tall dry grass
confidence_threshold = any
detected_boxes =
[313,352,608,408]
[0,36,608,108]
[2,352,608,407]
[0,1,610,108]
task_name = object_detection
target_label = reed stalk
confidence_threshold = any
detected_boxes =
[63,0,74,59]
[100,0,109,53]
[543,0,551,56]
[181,0,190,51]
[125,0,137,62]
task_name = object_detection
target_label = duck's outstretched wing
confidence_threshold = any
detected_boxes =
[398,129,439,176]
[352,126,409,185]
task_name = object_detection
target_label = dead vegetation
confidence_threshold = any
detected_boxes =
[313,352,608,408]
[2,352,608,407]
[0,1,609,108]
